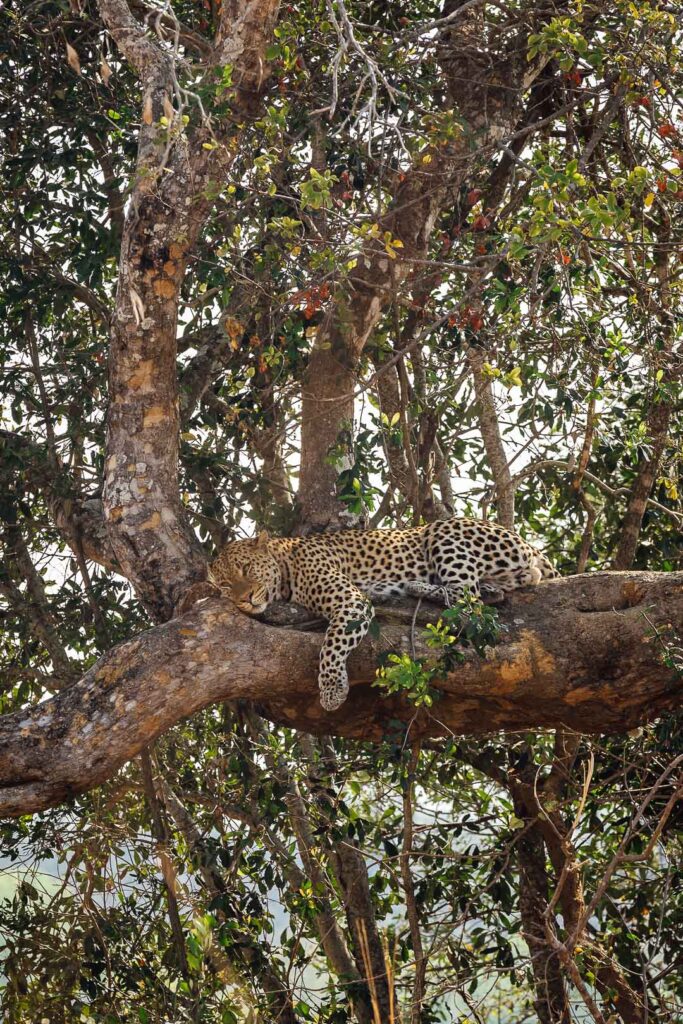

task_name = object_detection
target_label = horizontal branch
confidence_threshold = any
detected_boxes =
[1,572,681,817]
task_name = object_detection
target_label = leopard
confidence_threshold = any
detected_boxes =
[210,517,558,712]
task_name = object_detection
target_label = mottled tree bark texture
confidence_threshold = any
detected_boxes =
[1,571,681,817]
[98,0,280,617]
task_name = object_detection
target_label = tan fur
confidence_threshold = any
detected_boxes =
[211,518,558,711]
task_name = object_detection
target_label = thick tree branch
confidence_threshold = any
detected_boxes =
[1,572,681,818]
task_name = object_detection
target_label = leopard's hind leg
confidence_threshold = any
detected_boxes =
[402,580,475,606]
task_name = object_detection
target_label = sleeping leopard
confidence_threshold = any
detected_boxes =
[210,518,558,712]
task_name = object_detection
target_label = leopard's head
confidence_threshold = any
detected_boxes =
[211,531,279,615]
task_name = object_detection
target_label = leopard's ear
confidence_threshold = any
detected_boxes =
[255,530,271,549]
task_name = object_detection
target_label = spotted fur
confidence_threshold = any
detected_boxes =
[211,518,558,712]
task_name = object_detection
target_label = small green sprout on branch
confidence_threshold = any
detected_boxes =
[644,616,683,679]
[374,591,502,707]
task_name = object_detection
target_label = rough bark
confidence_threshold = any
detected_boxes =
[466,344,515,529]
[99,0,280,618]
[104,190,208,619]
[1,571,681,818]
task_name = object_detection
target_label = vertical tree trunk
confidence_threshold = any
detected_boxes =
[103,196,206,620]
[466,345,515,529]
[298,337,358,530]
[99,0,281,616]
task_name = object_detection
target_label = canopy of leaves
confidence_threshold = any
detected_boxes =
[0,0,681,1021]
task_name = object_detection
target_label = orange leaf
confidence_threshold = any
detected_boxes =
[142,94,154,125]
[65,42,81,75]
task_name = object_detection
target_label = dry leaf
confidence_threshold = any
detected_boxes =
[142,94,154,125]
[65,42,81,76]
[162,94,174,123]
[100,59,112,86]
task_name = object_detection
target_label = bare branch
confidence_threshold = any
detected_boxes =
[98,0,172,81]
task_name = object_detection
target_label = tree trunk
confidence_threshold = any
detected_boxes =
[298,339,357,530]
[98,0,281,617]
[103,196,207,620]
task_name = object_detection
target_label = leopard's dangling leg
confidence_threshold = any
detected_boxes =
[307,574,375,711]
[318,605,373,711]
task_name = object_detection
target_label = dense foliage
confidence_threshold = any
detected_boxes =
[0,0,681,1021]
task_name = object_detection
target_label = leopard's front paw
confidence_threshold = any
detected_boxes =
[319,671,349,712]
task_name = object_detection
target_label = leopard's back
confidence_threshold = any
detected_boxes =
[212,518,557,711]
[212,518,556,602]
[291,517,555,593]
